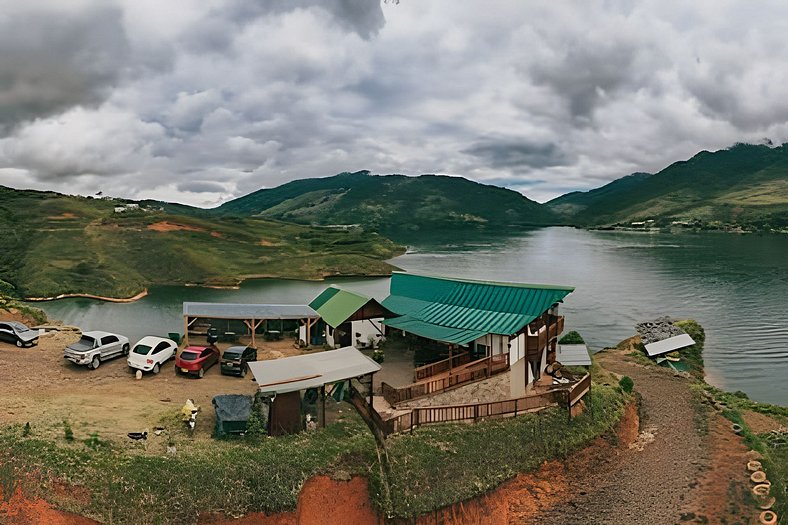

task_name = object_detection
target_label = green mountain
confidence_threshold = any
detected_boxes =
[214,171,557,241]
[547,143,788,229]
[0,186,402,299]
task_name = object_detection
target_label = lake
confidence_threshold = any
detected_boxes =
[34,227,788,405]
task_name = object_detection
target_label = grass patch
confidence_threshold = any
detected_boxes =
[377,385,627,517]
[558,330,585,344]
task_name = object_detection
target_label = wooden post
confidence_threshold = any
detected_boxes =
[368,374,374,408]
[321,384,326,428]
[251,318,256,348]
[448,345,453,376]
[183,316,189,347]
[306,318,311,346]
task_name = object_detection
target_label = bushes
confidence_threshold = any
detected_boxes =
[558,330,585,344]
[619,376,634,394]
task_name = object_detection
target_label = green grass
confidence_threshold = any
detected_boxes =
[0,186,404,298]
[374,385,626,517]
[0,384,628,523]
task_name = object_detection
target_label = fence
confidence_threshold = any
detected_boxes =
[413,351,470,381]
[381,353,510,405]
[386,388,564,435]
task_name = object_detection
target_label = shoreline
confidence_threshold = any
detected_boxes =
[25,288,149,304]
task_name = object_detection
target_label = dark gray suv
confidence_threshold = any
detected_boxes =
[220,346,257,377]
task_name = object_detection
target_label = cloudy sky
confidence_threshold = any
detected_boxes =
[2,0,788,206]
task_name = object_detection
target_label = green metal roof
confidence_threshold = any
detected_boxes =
[381,272,574,342]
[309,286,374,328]
[384,316,486,345]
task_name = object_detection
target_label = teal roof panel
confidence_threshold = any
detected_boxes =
[381,272,574,337]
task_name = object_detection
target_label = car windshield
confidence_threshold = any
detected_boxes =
[180,351,200,361]
[133,344,152,355]
[223,350,242,359]
[69,336,95,352]
[8,322,31,333]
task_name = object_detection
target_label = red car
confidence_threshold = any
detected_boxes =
[175,345,220,378]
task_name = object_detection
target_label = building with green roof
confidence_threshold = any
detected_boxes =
[381,272,574,391]
[309,286,393,349]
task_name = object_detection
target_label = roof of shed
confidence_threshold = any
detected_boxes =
[556,344,592,366]
[183,302,318,320]
[644,333,696,357]
[381,272,574,344]
[309,286,379,328]
[247,346,381,394]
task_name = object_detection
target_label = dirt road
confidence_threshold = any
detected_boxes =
[515,351,756,525]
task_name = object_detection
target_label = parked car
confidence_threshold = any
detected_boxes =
[220,345,258,377]
[175,345,219,378]
[64,331,130,369]
[127,336,177,374]
[0,321,39,348]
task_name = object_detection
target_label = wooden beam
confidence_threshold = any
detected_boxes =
[183,316,189,347]
[257,374,322,388]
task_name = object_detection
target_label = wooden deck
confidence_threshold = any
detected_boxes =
[381,373,591,435]
[381,352,510,405]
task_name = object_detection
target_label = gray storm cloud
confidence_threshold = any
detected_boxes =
[1,0,788,205]
[0,5,130,132]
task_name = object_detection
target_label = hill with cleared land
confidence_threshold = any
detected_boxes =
[214,171,558,241]
[0,186,403,299]
[547,143,788,229]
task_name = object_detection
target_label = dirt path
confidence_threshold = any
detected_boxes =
[515,356,708,525]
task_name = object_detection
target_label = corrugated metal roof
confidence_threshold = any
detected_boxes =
[384,316,487,345]
[382,272,574,337]
[308,286,371,328]
[247,346,381,394]
[644,333,696,357]
[183,302,318,320]
[556,344,592,366]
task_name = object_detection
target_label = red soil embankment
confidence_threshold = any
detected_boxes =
[0,487,99,525]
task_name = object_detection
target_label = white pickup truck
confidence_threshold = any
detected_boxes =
[64,331,130,370]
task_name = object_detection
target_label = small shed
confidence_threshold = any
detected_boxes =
[247,347,381,435]
[555,344,592,366]
[182,302,319,347]
[309,286,394,348]
[212,394,254,437]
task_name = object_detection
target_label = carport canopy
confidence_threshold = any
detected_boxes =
[248,346,381,394]
[182,302,319,347]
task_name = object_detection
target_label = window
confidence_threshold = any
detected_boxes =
[200,349,213,358]
[101,335,119,345]
[153,342,169,354]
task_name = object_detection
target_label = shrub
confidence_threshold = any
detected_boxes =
[558,331,585,344]
[62,420,74,441]
[619,376,635,394]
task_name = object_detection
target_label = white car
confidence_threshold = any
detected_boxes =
[64,331,130,369]
[127,336,177,374]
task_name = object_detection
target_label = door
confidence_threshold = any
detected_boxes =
[0,323,12,343]
[152,341,172,363]
[100,335,120,358]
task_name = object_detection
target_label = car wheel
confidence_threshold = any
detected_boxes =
[240,364,247,378]
[122,343,130,356]
[91,355,101,370]
[153,363,160,374]
[15,340,23,348]
[198,367,204,379]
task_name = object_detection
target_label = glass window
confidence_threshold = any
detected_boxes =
[153,342,169,354]
[101,335,119,345]
[133,344,152,355]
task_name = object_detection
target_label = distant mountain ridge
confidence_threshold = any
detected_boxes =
[214,171,558,240]
[547,143,788,229]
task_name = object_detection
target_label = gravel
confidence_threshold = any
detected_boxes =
[524,357,707,525]
[635,317,687,345]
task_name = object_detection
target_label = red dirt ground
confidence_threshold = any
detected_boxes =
[146,221,206,233]
[0,488,99,525]
[199,476,378,525]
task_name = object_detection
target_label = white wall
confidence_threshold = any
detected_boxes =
[324,318,385,348]
[351,318,385,348]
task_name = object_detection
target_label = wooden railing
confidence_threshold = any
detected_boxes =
[381,353,510,406]
[525,316,565,358]
[568,373,591,407]
[413,351,470,381]
[386,389,564,435]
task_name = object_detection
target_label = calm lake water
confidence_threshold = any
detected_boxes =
[34,227,788,405]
